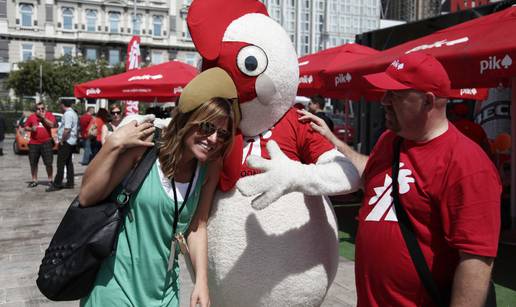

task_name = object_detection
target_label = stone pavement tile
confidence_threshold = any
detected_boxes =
[0,273,39,291]
[4,285,42,303]
[0,299,75,307]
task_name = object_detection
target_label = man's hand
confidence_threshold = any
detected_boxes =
[298,109,337,143]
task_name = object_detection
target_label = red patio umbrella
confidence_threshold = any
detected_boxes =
[324,6,516,91]
[74,60,198,102]
[299,45,488,100]
[297,43,378,98]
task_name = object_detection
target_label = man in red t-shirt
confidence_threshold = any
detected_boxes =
[299,53,500,307]
[24,102,57,187]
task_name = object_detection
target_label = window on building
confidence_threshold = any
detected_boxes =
[86,10,97,32]
[151,51,163,64]
[330,15,338,32]
[301,35,309,56]
[132,14,142,34]
[109,11,121,33]
[109,49,120,66]
[20,4,33,27]
[86,48,97,61]
[62,7,74,30]
[21,43,33,61]
[153,15,163,37]
[63,46,73,57]
[302,13,310,31]
[317,14,324,33]
[286,10,295,32]
[183,25,192,40]
[184,53,196,66]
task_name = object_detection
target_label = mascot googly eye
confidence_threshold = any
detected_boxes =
[237,45,268,77]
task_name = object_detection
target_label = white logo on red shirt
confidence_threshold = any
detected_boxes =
[365,163,415,222]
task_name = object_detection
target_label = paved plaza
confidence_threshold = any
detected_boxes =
[0,136,357,307]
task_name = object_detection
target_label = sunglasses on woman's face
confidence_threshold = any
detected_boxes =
[111,110,121,115]
[198,122,231,142]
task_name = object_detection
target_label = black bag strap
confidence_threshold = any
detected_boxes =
[391,137,447,307]
[115,129,160,206]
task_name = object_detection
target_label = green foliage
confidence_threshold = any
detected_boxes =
[5,56,126,110]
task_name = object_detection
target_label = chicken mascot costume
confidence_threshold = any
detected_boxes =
[177,0,361,306]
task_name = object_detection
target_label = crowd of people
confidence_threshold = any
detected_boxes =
[54,52,498,307]
[21,101,127,191]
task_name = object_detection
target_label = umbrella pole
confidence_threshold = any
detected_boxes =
[503,77,516,245]
[512,77,516,230]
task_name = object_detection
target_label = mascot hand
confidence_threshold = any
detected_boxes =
[237,141,362,210]
[237,140,303,210]
[117,114,171,130]
[118,114,155,128]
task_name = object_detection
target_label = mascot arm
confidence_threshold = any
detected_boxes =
[237,140,361,210]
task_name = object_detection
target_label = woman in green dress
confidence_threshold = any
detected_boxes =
[78,97,235,307]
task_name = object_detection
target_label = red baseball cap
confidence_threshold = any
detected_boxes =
[364,52,451,97]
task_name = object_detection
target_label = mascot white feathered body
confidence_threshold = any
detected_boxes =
[177,1,361,306]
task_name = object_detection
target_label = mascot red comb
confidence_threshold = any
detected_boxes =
[178,0,361,305]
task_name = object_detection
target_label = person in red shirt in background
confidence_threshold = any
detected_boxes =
[87,108,109,160]
[449,103,492,158]
[299,53,500,307]
[79,107,95,165]
[24,102,57,188]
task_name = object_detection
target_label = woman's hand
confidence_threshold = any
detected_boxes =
[105,120,155,151]
[190,282,210,307]
[297,109,337,144]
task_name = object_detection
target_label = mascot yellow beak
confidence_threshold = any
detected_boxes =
[178,67,240,126]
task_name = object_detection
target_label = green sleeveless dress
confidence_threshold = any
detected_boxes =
[81,160,207,307]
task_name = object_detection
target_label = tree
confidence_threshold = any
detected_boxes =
[5,56,127,111]
[6,58,52,100]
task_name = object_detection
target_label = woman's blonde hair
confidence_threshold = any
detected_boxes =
[158,97,235,179]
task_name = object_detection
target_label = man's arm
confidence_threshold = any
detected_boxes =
[40,115,56,128]
[450,252,494,307]
[61,128,71,144]
[298,109,368,176]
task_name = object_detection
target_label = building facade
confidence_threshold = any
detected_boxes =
[0,0,200,97]
[261,0,381,56]
[380,0,442,21]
